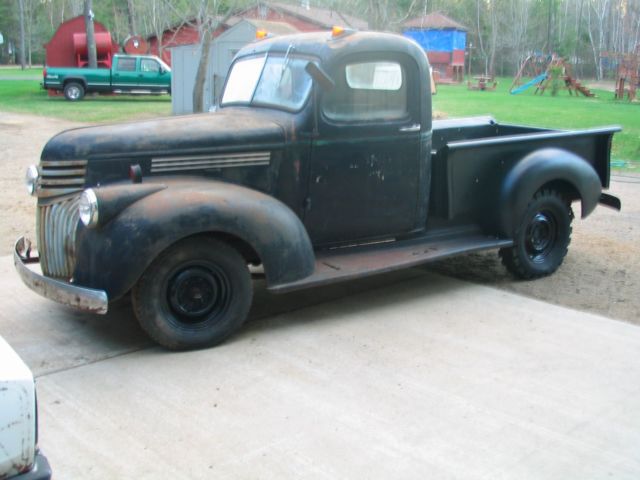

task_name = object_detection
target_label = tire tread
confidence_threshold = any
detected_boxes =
[132,236,252,350]
[499,189,573,280]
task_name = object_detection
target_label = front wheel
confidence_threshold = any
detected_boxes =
[499,189,573,280]
[132,237,253,350]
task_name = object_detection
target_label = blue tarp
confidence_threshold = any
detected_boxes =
[453,30,466,50]
[403,29,466,52]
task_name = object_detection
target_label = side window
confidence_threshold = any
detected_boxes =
[117,57,137,72]
[141,59,160,73]
[323,60,408,122]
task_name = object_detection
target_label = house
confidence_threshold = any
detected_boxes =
[403,12,467,83]
[148,18,207,66]
[239,1,367,32]
[149,1,368,65]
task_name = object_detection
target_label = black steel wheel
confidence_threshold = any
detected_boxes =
[63,82,85,101]
[499,189,573,279]
[132,237,253,350]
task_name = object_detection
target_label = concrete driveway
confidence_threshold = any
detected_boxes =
[1,255,639,479]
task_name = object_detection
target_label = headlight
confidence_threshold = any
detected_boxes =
[25,165,39,196]
[79,189,99,228]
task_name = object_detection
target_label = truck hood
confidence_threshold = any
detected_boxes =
[41,110,285,161]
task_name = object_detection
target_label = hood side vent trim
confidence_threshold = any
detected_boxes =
[151,152,271,173]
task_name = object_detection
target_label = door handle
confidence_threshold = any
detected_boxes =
[399,124,421,133]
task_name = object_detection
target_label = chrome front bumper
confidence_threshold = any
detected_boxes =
[13,237,108,314]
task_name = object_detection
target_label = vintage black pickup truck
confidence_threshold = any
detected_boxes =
[15,30,621,350]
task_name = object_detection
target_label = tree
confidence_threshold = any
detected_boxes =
[127,0,137,35]
[339,0,421,31]
[191,0,235,113]
[476,0,488,74]
[3,0,640,82]
[192,0,214,113]
[587,0,611,79]
[139,0,183,61]
[18,0,26,69]
[84,0,97,68]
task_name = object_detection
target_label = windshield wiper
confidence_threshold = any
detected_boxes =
[280,44,295,80]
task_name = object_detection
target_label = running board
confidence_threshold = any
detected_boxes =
[269,233,513,294]
[112,89,169,95]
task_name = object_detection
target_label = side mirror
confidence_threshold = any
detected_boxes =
[305,62,335,92]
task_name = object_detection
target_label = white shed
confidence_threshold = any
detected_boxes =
[170,19,300,115]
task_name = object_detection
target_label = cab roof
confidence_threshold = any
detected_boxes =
[236,30,429,72]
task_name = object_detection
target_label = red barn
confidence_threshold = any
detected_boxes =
[148,19,205,66]
[44,15,119,68]
[149,1,368,65]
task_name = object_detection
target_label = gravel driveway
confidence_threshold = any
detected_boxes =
[1,110,638,324]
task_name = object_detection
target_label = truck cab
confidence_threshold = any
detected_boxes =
[110,55,171,93]
[17,30,620,350]
[217,30,431,245]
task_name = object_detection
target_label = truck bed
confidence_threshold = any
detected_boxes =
[429,116,620,222]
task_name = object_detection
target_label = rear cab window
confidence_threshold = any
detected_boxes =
[323,60,408,122]
[116,57,137,72]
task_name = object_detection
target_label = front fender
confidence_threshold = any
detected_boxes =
[73,179,315,299]
[499,148,602,237]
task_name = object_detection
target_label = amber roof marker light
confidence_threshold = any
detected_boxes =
[331,26,355,38]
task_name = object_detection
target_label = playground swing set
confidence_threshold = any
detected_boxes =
[509,54,594,97]
[602,46,640,102]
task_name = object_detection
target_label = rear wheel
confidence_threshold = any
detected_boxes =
[63,82,85,101]
[499,189,573,279]
[132,237,253,350]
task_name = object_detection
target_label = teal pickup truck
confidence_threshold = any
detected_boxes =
[43,54,171,101]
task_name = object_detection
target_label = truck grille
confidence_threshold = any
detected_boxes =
[37,195,81,278]
[37,160,87,198]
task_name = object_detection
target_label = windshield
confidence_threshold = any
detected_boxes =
[221,54,313,111]
[158,58,171,72]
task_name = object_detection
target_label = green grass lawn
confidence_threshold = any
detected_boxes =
[0,76,171,123]
[0,66,43,79]
[434,78,639,170]
[0,68,637,169]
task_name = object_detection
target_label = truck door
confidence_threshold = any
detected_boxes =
[304,55,423,245]
[112,56,138,90]
[139,57,166,90]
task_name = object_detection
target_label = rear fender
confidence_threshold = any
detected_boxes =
[499,148,601,236]
[62,77,88,88]
[73,180,315,300]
